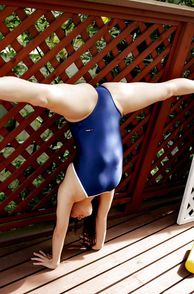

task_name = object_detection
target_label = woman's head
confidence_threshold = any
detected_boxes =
[71,198,93,220]
[71,197,99,249]
[81,197,99,249]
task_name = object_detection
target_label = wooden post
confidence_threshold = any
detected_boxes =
[126,22,194,212]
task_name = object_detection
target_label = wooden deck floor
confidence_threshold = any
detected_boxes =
[0,203,194,294]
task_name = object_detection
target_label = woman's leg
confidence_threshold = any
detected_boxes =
[103,78,194,115]
[0,76,98,121]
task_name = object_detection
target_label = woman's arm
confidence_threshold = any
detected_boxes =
[31,176,74,269]
[50,200,73,267]
[92,190,114,250]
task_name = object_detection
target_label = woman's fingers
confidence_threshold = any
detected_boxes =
[32,252,50,264]
[32,262,42,265]
[39,250,47,256]
[33,252,45,258]
[31,257,44,262]
[33,251,49,258]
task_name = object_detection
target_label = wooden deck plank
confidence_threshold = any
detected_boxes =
[1,208,176,293]
[62,223,194,293]
[0,205,189,294]
[0,228,84,272]
[0,212,143,288]
[24,213,178,294]
[0,205,171,273]
[0,222,80,257]
[0,237,51,272]
[0,236,50,257]
[102,237,194,293]
[0,216,177,291]
[131,259,191,294]
[163,272,194,294]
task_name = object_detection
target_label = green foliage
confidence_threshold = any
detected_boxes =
[156,0,194,6]
[4,201,17,213]
[2,1,192,79]
[0,192,6,203]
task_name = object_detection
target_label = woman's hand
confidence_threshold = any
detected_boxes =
[91,244,102,251]
[31,250,59,270]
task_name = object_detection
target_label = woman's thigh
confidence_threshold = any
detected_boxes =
[102,81,172,115]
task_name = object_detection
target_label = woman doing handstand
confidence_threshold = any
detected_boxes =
[0,76,194,269]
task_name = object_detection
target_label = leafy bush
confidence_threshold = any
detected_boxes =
[156,0,194,6]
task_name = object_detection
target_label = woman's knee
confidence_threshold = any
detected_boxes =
[161,81,175,100]
[78,83,97,97]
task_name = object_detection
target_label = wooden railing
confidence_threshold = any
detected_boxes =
[0,0,193,231]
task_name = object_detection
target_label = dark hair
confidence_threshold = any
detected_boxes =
[81,197,99,249]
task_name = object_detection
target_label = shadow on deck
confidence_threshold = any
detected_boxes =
[0,203,194,294]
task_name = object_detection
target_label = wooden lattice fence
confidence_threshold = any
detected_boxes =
[0,0,193,231]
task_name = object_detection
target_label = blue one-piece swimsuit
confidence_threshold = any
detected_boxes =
[70,85,123,197]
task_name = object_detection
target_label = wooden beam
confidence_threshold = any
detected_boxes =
[1,0,194,23]
[167,22,194,77]
[84,0,194,17]
[127,22,194,211]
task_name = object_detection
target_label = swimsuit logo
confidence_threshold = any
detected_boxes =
[85,128,94,132]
